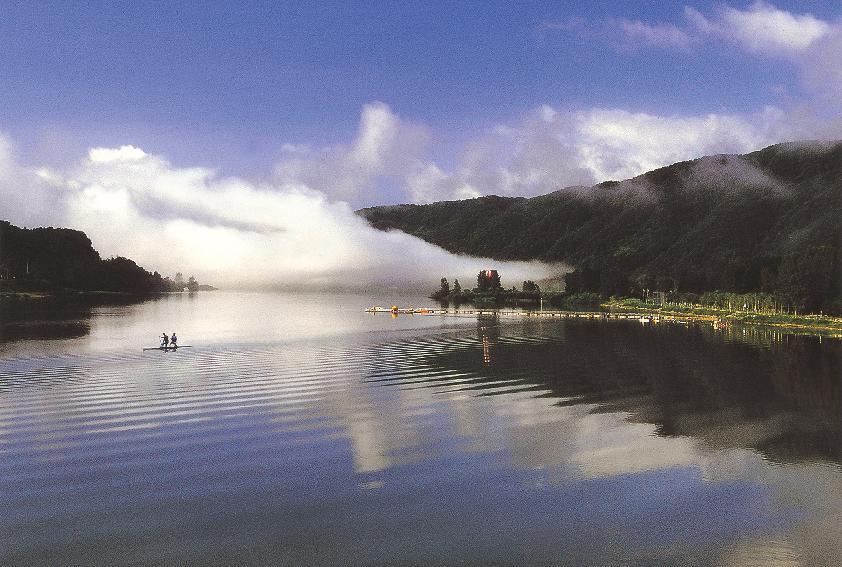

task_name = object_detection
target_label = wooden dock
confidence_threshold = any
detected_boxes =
[365,306,718,324]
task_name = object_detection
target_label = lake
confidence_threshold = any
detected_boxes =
[1,292,841,566]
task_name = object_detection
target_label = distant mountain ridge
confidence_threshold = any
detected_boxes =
[359,141,842,312]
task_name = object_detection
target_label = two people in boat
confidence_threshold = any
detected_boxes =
[160,332,178,349]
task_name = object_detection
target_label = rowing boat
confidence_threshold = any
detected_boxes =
[142,345,193,351]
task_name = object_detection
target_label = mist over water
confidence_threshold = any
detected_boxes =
[1,292,840,565]
[2,139,561,290]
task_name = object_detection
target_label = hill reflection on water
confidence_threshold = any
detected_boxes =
[375,317,842,468]
[0,294,164,343]
[1,295,841,565]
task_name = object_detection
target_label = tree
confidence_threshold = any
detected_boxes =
[490,271,501,291]
[564,268,600,294]
[174,272,185,289]
[187,275,199,292]
[522,280,540,293]
[477,270,501,292]
[439,277,450,296]
[453,279,461,293]
[477,271,487,291]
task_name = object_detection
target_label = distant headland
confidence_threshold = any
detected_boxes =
[0,220,215,297]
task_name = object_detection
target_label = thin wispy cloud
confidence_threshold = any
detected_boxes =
[615,19,694,49]
[547,2,834,57]
[539,16,695,51]
[533,2,842,154]
[686,3,842,106]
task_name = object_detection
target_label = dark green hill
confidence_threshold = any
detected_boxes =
[359,141,842,313]
[0,221,180,294]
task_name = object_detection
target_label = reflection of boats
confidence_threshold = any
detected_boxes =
[142,345,193,352]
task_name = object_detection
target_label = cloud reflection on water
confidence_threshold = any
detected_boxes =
[328,317,841,563]
[1,294,841,565]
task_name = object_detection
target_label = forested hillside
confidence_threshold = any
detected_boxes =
[360,141,842,313]
[0,221,192,293]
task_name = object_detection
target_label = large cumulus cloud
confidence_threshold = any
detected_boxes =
[3,140,556,290]
[269,100,798,205]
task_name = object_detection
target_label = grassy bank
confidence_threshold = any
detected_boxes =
[602,297,842,334]
[0,291,53,300]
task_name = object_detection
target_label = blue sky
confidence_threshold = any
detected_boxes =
[1,1,841,286]
[2,1,840,191]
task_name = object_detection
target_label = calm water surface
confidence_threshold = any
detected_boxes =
[1,292,841,565]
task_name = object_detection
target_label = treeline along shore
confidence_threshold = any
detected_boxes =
[362,141,842,316]
[0,220,213,297]
[602,296,842,335]
[429,274,842,335]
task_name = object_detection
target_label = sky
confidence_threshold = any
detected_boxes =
[1,1,840,288]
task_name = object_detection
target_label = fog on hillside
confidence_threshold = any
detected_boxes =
[1,144,561,290]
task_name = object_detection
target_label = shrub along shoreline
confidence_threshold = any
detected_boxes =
[602,297,842,335]
[432,283,842,335]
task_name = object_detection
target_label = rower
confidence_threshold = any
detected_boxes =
[161,332,170,348]
[170,332,178,348]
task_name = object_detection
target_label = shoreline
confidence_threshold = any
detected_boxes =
[0,290,178,300]
[602,298,842,336]
[420,292,842,337]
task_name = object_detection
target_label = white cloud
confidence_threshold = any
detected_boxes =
[349,102,399,170]
[684,0,842,91]
[682,6,716,35]
[2,137,557,289]
[573,106,787,182]
[539,105,557,122]
[801,26,842,101]
[406,163,450,204]
[718,1,830,55]
[1,80,836,289]
[542,15,695,51]
[616,19,693,49]
[685,3,842,104]
[536,3,842,158]
[554,3,833,58]
[274,101,430,202]
[88,145,148,163]
[400,104,792,202]
[14,97,791,289]
[0,133,64,228]
[619,3,834,57]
